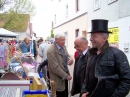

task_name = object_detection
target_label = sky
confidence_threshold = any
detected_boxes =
[31,0,53,39]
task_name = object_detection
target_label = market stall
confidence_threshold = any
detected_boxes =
[0,28,19,38]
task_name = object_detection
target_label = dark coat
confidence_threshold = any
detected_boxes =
[81,41,130,97]
[37,59,48,73]
[71,47,90,96]
[33,40,38,59]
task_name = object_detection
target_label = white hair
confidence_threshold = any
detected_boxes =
[101,33,109,39]
[54,32,66,39]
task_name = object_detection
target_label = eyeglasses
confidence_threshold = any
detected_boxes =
[89,35,104,39]
[57,38,66,42]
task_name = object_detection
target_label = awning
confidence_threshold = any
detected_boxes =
[0,28,19,38]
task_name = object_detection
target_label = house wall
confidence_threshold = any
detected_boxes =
[87,0,130,62]
[118,0,130,62]
[53,14,88,56]
[87,0,119,31]
[52,0,88,56]
[118,16,130,62]
[18,22,31,40]
[53,0,87,28]
[119,0,130,18]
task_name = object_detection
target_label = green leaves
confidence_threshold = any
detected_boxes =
[0,0,36,32]
[51,29,54,38]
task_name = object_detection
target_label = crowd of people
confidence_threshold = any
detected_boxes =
[0,19,130,97]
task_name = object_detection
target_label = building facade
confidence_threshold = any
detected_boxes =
[52,0,88,56]
[18,22,32,40]
[87,0,130,62]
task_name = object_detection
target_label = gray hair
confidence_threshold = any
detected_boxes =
[81,37,88,43]
[101,33,109,39]
[55,32,66,39]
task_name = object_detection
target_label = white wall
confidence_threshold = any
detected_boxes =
[53,0,87,28]
[53,14,87,56]
[118,16,130,62]
[52,0,88,55]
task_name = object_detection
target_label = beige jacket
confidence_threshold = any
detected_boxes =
[47,42,71,91]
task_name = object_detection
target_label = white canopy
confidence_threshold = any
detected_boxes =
[0,28,19,38]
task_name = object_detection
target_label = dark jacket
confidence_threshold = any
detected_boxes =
[33,40,38,59]
[81,41,130,97]
[37,59,48,73]
[71,47,90,96]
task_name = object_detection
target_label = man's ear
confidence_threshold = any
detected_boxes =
[55,38,57,42]
[103,36,107,42]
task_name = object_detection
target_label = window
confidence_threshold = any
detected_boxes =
[66,5,68,17]
[54,14,56,24]
[64,32,68,47]
[75,29,79,38]
[94,0,100,11]
[76,0,80,12]
[108,0,117,4]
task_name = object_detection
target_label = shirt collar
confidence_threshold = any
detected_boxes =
[55,43,61,50]
[82,48,89,55]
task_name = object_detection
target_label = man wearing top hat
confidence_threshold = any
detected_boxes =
[81,19,130,97]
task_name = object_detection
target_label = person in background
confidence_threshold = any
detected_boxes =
[71,37,90,96]
[81,19,130,97]
[38,37,50,80]
[0,39,9,70]
[37,59,51,89]
[19,37,30,53]
[37,37,43,48]
[8,40,11,45]
[47,32,73,97]
[33,40,38,59]
[30,39,38,59]
[18,40,23,47]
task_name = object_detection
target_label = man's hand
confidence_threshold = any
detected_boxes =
[67,75,72,80]
[81,92,89,97]
[67,57,73,65]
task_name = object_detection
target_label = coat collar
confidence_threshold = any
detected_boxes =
[89,41,109,55]
[53,42,67,54]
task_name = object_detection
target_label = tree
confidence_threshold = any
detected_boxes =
[10,0,35,16]
[51,29,54,38]
[0,13,30,32]
[0,0,35,32]
[0,0,35,16]
[0,0,16,13]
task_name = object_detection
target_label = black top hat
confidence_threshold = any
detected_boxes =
[88,19,112,33]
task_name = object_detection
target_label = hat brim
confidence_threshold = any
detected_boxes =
[87,30,112,34]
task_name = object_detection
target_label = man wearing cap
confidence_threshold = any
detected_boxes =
[81,19,130,97]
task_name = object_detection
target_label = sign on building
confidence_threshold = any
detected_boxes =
[108,27,119,48]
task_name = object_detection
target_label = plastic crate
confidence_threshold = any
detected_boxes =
[22,89,50,97]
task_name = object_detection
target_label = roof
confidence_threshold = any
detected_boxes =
[0,28,19,38]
